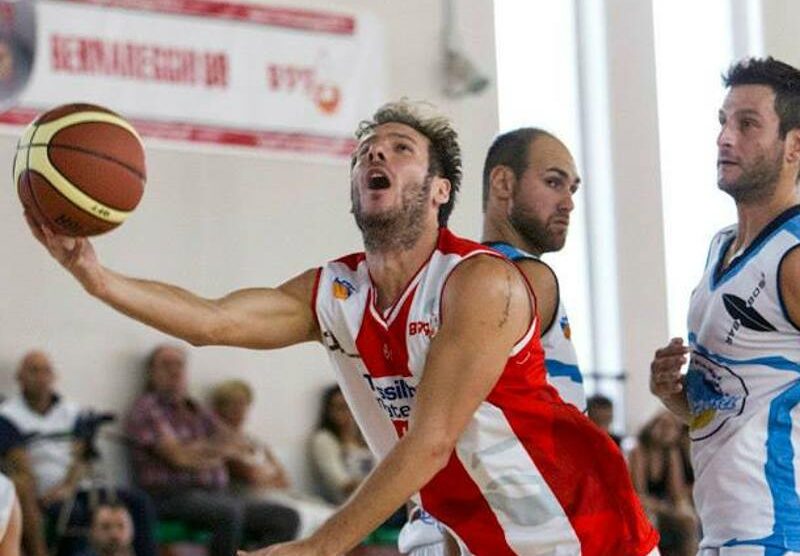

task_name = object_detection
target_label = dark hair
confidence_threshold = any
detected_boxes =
[318,384,344,438]
[355,100,462,227]
[723,56,800,138]
[482,127,555,210]
[586,394,613,412]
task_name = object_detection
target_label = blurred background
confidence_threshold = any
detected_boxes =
[0,0,796,491]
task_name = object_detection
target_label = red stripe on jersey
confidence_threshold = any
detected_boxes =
[437,227,496,257]
[310,267,322,330]
[333,252,366,272]
[356,289,414,379]
[489,337,659,554]
[420,453,517,555]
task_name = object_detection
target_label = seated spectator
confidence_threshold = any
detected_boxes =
[0,351,157,556]
[125,345,298,556]
[0,472,21,556]
[210,380,334,538]
[0,415,47,556]
[586,393,622,446]
[83,502,134,556]
[629,411,698,556]
[308,386,373,505]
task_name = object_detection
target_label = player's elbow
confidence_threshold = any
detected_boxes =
[417,430,458,473]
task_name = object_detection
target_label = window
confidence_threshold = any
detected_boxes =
[652,0,738,338]
[494,0,595,374]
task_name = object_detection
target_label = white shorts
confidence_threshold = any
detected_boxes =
[398,513,661,556]
[0,473,15,539]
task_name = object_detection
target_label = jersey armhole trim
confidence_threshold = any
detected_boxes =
[310,266,323,334]
[777,244,800,332]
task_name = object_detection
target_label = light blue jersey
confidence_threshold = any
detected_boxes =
[486,242,586,411]
[687,205,800,554]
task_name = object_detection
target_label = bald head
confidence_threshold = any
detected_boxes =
[482,128,580,255]
[17,350,55,398]
[146,344,188,398]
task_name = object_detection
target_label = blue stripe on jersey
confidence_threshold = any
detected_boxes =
[689,333,800,374]
[723,380,800,552]
[713,209,800,290]
[786,219,800,240]
[484,241,534,262]
[544,359,583,383]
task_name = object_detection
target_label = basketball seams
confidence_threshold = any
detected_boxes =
[15,103,146,237]
[33,111,143,146]
[22,171,60,230]
[21,143,146,180]
[26,146,130,223]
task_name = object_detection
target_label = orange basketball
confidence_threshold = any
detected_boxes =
[14,103,146,237]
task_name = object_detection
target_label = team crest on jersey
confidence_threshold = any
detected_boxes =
[332,277,356,300]
[722,273,775,344]
[685,352,748,440]
[559,315,571,340]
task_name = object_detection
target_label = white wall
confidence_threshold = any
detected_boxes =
[0,0,499,489]
[761,0,800,68]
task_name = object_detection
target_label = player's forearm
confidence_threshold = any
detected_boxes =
[88,266,224,346]
[309,432,452,555]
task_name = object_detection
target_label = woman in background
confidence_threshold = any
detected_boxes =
[629,411,698,556]
[210,380,333,539]
[307,385,373,505]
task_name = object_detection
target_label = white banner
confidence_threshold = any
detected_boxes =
[0,0,387,158]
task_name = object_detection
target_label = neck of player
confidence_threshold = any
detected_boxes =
[366,225,440,312]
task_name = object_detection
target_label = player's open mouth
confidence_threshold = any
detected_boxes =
[367,169,391,190]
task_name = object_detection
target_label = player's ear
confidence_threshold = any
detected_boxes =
[785,128,800,165]
[432,176,451,205]
[489,165,514,202]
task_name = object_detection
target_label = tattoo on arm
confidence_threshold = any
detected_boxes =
[499,268,512,328]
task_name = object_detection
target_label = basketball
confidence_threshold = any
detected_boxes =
[13,103,146,237]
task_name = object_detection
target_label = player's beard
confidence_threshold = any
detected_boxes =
[352,174,432,252]
[718,143,783,204]
[509,205,566,255]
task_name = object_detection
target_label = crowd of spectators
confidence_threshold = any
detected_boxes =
[0,347,376,556]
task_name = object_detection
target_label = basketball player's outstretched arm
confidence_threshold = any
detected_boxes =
[25,213,320,349]
[244,255,532,556]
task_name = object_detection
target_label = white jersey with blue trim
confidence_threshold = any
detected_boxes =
[686,205,800,553]
[486,242,586,411]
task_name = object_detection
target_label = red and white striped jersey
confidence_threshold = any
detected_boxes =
[313,228,657,555]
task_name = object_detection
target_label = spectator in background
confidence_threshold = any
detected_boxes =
[125,345,298,556]
[83,502,134,556]
[0,414,47,556]
[210,380,334,538]
[0,471,21,556]
[0,351,156,556]
[628,411,697,556]
[586,393,622,446]
[307,386,373,506]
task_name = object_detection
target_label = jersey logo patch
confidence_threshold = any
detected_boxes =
[333,277,356,300]
[685,352,748,440]
[559,315,571,340]
[722,293,776,333]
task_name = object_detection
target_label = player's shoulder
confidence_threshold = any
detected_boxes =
[446,251,527,297]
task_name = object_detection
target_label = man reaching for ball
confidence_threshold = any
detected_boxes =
[26,100,658,556]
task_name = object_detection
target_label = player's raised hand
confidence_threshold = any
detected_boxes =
[24,210,102,290]
[650,337,689,399]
